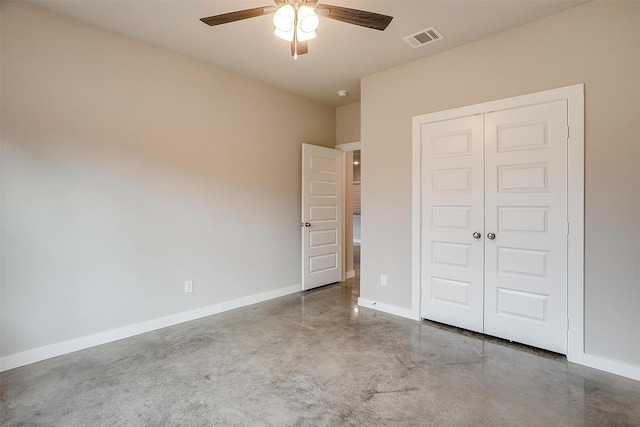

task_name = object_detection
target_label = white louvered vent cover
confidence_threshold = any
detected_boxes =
[403,27,444,48]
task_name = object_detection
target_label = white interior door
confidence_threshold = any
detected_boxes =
[302,143,343,290]
[420,116,485,332]
[484,100,568,353]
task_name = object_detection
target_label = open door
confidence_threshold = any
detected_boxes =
[302,143,343,290]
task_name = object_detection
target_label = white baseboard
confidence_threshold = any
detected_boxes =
[358,297,419,321]
[345,270,356,279]
[580,353,640,382]
[0,284,301,372]
[6,285,638,383]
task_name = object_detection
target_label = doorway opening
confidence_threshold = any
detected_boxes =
[336,142,361,304]
[352,149,361,275]
[350,149,361,299]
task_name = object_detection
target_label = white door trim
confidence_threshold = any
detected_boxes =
[411,84,584,362]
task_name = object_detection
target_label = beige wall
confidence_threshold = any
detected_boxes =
[0,2,335,357]
[336,102,361,144]
[361,2,640,366]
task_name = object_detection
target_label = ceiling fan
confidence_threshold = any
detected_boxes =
[200,0,393,59]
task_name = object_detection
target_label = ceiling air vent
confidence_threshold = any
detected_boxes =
[403,27,444,48]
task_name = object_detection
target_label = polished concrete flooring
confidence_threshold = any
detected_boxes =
[2,247,640,426]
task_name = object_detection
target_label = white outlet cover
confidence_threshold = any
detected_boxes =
[380,275,388,286]
[185,280,193,293]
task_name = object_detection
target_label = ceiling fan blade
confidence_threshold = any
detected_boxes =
[290,40,309,57]
[315,4,393,31]
[200,6,275,26]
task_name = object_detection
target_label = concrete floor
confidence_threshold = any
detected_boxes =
[2,248,640,426]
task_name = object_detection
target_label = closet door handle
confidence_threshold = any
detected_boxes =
[487,232,496,240]
[473,232,481,239]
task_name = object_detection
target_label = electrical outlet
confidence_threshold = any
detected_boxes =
[380,274,388,286]
[184,280,193,294]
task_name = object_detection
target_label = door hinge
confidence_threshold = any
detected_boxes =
[566,221,570,235]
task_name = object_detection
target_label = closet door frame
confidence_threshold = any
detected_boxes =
[411,84,584,363]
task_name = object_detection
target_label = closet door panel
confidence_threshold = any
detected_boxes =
[420,115,485,332]
[484,100,568,354]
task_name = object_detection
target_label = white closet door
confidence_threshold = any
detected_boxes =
[483,100,568,353]
[420,115,485,332]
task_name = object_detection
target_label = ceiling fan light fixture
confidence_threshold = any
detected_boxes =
[273,4,295,32]
[296,29,316,42]
[273,4,318,43]
[298,5,319,33]
[296,5,318,41]
[274,27,294,41]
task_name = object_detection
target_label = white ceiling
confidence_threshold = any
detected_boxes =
[29,0,587,107]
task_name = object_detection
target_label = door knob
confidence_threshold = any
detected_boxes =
[304,222,311,228]
[473,232,481,239]
[487,232,496,240]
